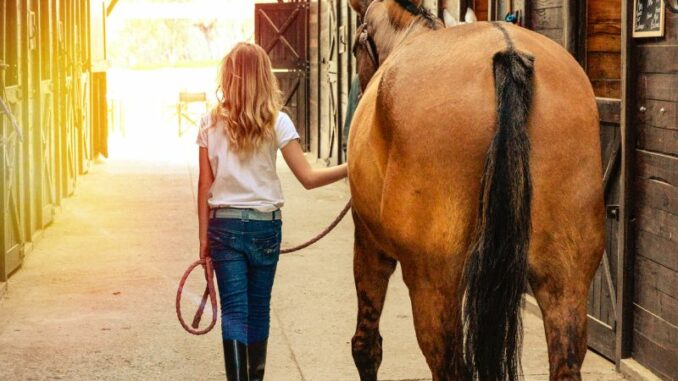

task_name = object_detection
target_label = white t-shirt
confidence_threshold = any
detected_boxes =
[195,111,300,212]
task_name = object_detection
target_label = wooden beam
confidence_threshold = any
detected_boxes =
[106,0,120,17]
[615,0,636,367]
[563,0,576,53]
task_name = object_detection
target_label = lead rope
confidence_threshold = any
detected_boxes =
[176,199,352,335]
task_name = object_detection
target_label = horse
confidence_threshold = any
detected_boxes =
[345,1,605,380]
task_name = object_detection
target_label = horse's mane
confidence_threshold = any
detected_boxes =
[414,6,440,29]
[391,0,439,29]
[385,6,441,54]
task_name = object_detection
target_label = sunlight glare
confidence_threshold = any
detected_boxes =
[106,0,256,164]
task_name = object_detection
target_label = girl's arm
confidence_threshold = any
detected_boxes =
[198,147,214,260]
[281,140,348,189]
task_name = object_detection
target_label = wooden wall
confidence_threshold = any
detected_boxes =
[630,9,678,380]
[586,0,621,98]
[308,0,355,164]
[1,0,106,281]
[474,0,488,21]
[530,0,564,43]
[526,0,676,377]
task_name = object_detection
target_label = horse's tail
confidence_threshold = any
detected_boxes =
[461,46,535,381]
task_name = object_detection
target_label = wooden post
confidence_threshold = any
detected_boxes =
[562,0,576,54]
[336,0,343,164]
[615,0,635,367]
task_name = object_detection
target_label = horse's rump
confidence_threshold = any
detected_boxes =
[347,20,604,381]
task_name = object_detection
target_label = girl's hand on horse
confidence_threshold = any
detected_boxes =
[281,139,348,189]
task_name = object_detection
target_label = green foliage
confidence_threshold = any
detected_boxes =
[107,1,254,68]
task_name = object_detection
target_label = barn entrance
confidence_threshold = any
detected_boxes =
[105,0,255,161]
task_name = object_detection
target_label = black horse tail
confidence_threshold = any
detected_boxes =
[461,40,535,381]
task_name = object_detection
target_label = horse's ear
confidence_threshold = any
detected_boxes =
[349,0,373,16]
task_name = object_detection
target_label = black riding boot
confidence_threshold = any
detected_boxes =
[248,340,268,381]
[223,340,248,381]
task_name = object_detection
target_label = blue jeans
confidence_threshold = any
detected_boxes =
[207,216,282,344]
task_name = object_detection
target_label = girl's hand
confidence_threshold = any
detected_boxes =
[199,242,210,262]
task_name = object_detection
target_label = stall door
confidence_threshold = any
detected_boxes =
[36,0,57,228]
[255,2,309,150]
[318,0,354,165]
[1,0,25,280]
[76,0,91,175]
[58,0,79,197]
[524,0,623,361]
[588,97,622,360]
[583,0,624,360]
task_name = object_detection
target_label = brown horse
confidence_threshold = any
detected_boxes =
[346,1,605,380]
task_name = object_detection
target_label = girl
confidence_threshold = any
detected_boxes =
[196,42,348,381]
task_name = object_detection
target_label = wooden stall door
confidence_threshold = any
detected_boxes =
[582,0,624,361]
[77,0,91,175]
[588,98,622,360]
[22,0,38,241]
[58,0,79,198]
[528,0,565,43]
[326,0,338,163]
[525,0,623,361]
[36,0,57,228]
[317,0,353,165]
[255,2,310,150]
[1,0,25,280]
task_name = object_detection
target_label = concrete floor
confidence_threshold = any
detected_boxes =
[0,154,625,380]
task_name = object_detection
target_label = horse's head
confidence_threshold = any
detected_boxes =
[350,0,442,91]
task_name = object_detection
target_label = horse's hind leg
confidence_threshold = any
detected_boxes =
[529,243,602,381]
[351,217,397,381]
[404,270,466,381]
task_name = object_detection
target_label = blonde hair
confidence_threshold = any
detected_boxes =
[211,42,282,155]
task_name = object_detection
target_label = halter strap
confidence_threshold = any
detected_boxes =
[355,0,430,69]
[393,0,424,16]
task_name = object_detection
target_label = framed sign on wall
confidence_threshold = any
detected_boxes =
[633,0,665,37]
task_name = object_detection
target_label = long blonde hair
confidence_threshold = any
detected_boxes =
[211,42,282,155]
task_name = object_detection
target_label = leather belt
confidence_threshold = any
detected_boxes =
[209,208,281,221]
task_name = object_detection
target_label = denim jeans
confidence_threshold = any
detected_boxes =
[207,216,282,344]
